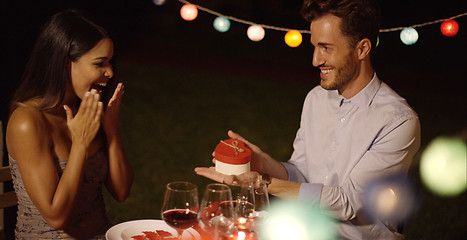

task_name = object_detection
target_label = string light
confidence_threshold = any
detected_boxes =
[420,137,467,197]
[284,30,303,47]
[440,19,459,37]
[247,24,265,42]
[400,27,419,45]
[168,0,467,45]
[213,16,231,33]
[152,0,166,6]
[180,3,198,21]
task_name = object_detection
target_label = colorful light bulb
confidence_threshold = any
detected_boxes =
[152,0,166,6]
[284,30,302,47]
[363,174,416,222]
[260,200,337,240]
[420,137,467,196]
[247,25,265,42]
[213,16,231,33]
[180,4,198,21]
[440,19,459,37]
[400,27,418,45]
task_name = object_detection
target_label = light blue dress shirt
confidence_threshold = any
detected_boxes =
[282,74,421,239]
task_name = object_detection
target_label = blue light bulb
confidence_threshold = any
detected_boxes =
[213,16,231,33]
[400,27,419,45]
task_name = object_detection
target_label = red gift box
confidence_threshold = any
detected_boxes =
[215,139,251,165]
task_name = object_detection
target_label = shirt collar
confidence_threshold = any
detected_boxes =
[338,73,381,108]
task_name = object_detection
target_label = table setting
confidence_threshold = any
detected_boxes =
[106,138,270,240]
[105,180,270,240]
[105,219,201,240]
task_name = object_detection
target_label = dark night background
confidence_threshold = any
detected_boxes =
[2,0,466,137]
[1,0,466,239]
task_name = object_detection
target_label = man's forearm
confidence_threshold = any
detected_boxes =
[259,153,289,180]
[268,177,301,199]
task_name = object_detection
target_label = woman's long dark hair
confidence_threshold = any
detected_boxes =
[11,9,109,112]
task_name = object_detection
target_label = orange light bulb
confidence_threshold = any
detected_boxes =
[284,30,302,47]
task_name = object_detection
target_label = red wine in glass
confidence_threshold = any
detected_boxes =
[161,182,199,240]
[162,209,198,230]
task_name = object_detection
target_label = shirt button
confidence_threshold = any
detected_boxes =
[340,118,345,123]
[325,176,328,179]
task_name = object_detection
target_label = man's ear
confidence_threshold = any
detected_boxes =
[357,38,372,60]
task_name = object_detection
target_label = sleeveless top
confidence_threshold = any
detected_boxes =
[9,150,112,239]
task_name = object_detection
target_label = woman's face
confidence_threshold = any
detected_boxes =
[71,38,114,100]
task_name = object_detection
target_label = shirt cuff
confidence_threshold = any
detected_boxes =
[281,162,307,182]
[281,162,322,203]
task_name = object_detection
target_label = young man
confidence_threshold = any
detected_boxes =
[196,0,420,238]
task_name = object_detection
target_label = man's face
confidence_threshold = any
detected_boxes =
[310,14,359,92]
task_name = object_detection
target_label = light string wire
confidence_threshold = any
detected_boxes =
[178,0,467,34]
[178,0,311,33]
[379,12,467,32]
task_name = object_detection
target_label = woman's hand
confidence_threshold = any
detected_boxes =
[64,89,103,148]
[194,167,259,186]
[100,82,133,202]
[103,83,124,137]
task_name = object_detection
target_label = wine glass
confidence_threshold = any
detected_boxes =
[231,181,256,218]
[252,180,269,213]
[249,180,270,237]
[198,183,234,239]
[225,181,264,240]
[199,183,233,225]
[161,181,199,240]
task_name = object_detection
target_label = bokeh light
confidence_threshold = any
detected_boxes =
[440,19,459,37]
[152,0,166,6]
[284,30,302,47]
[363,174,417,222]
[420,136,467,197]
[400,27,419,45]
[247,25,265,42]
[259,200,337,240]
[180,4,198,21]
[213,16,231,33]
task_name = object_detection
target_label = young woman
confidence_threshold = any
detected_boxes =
[6,10,133,239]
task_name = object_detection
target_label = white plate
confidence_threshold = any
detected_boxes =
[106,219,201,240]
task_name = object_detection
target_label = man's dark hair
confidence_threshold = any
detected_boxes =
[301,0,381,50]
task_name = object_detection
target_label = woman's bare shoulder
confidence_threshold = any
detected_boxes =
[6,106,52,155]
[8,106,48,133]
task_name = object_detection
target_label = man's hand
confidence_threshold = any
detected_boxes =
[194,167,301,199]
[226,130,289,180]
[194,167,259,186]
[227,130,266,172]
